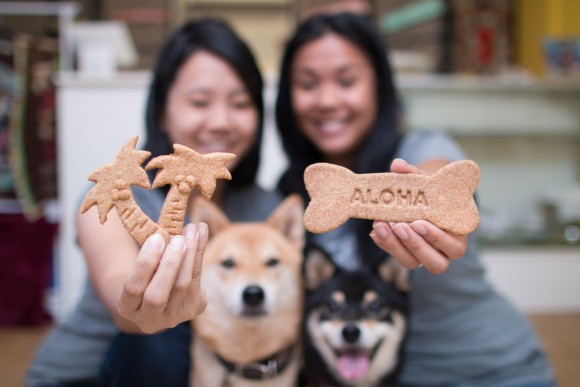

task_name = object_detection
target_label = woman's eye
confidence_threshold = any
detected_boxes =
[232,100,251,109]
[339,78,355,87]
[294,78,317,90]
[221,258,235,268]
[191,100,209,108]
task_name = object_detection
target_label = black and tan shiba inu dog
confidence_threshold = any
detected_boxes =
[189,195,305,387]
[301,245,410,387]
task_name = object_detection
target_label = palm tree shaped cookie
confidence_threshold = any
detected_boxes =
[146,143,235,236]
[80,136,235,245]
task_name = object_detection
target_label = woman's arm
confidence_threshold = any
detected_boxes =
[370,158,468,275]
[77,207,208,333]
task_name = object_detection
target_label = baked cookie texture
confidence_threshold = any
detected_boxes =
[303,160,480,235]
[81,136,235,245]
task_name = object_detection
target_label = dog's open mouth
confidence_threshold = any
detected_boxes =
[333,339,383,380]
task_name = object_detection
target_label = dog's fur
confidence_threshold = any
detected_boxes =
[189,195,305,387]
[301,246,410,387]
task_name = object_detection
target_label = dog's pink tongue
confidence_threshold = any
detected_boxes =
[337,354,369,380]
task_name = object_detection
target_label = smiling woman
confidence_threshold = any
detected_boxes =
[26,17,282,387]
[275,12,556,387]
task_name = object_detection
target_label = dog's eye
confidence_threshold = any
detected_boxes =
[221,258,235,268]
[266,258,279,267]
[366,299,388,319]
[326,299,341,312]
[367,299,383,312]
[366,299,392,320]
[320,299,342,319]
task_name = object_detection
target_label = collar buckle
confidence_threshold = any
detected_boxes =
[237,359,278,380]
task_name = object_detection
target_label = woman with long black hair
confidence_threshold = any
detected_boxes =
[28,18,281,387]
[276,12,555,386]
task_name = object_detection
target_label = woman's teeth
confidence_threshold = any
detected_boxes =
[319,120,344,134]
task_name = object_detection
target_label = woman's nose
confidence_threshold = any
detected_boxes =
[207,104,231,132]
[318,84,339,108]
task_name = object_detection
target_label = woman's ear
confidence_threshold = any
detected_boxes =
[189,196,229,238]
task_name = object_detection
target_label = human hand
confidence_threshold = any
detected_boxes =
[369,158,467,274]
[117,223,208,333]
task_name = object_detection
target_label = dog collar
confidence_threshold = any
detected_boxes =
[216,344,296,380]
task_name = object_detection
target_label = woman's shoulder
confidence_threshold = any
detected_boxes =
[396,130,466,166]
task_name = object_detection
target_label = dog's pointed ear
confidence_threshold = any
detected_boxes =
[378,258,411,292]
[303,245,335,290]
[190,196,230,238]
[267,194,305,250]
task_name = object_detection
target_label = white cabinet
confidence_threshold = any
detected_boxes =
[54,72,149,320]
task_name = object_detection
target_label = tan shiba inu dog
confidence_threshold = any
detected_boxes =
[189,194,304,387]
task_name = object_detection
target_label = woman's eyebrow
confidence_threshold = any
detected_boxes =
[291,67,316,76]
[292,63,361,75]
[337,63,362,73]
[185,87,210,95]
[230,88,250,96]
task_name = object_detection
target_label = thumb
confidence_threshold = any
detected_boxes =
[390,158,420,174]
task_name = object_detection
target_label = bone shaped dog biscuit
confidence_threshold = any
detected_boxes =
[303,160,480,235]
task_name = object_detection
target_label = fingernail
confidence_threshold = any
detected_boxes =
[412,222,427,235]
[373,223,388,239]
[198,222,208,239]
[393,224,409,240]
[185,224,197,241]
[169,235,185,251]
[146,234,164,252]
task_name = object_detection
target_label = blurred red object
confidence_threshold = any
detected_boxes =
[0,213,57,326]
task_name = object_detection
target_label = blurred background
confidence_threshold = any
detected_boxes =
[0,0,579,385]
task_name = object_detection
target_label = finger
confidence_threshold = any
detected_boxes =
[370,221,421,269]
[390,158,419,174]
[191,223,209,316]
[192,222,208,281]
[142,235,186,311]
[391,223,450,274]
[173,224,198,290]
[119,233,165,314]
[166,224,200,316]
[410,220,467,259]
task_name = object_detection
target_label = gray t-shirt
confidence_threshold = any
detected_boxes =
[314,131,554,386]
[26,184,281,386]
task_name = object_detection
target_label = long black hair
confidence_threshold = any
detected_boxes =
[144,18,264,188]
[276,12,402,266]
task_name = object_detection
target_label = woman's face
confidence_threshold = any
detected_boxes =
[163,50,258,169]
[291,33,377,166]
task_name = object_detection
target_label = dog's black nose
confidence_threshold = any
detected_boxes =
[243,285,265,307]
[342,324,361,343]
